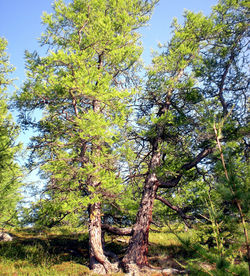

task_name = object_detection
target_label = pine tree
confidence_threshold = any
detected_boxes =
[122,10,215,270]
[0,37,22,227]
[122,0,249,271]
[15,0,157,273]
[196,0,249,270]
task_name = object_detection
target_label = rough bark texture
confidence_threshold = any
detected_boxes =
[122,151,161,271]
[88,66,117,273]
[122,147,214,272]
[89,202,114,274]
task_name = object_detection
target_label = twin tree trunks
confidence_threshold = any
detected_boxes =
[88,178,159,274]
[88,152,161,274]
[11,0,248,274]
[87,141,215,273]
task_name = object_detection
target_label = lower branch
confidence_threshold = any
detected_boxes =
[102,224,132,236]
[156,195,193,227]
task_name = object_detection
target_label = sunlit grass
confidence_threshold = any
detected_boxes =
[0,227,91,275]
[0,261,91,275]
[0,225,248,275]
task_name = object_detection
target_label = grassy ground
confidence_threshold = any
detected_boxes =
[0,226,248,275]
[0,228,91,275]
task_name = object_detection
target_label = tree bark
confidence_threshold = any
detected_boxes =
[122,172,159,270]
[0,232,13,242]
[102,224,132,236]
[88,60,115,273]
[122,151,161,271]
[89,202,114,274]
[122,147,214,272]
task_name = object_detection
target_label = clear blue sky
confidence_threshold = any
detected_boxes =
[1,0,218,89]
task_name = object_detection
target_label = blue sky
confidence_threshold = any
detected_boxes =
[0,0,218,201]
[1,0,217,89]
[0,0,217,157]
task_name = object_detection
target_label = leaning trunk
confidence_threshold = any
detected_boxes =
[122,151,160,271]
[122,173,158,269]
[89,202,113,274]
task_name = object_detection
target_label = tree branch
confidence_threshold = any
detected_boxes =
[156,195,193,220]
[101,224,132,236]
[159,147,214,188]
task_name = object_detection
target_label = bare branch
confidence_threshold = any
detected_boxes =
[101,224,132,236]
[156,195,193,220]
[159,147,214,188]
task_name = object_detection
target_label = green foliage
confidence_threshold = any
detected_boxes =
[16,0,158,227]
[138,0,249,272]
[7,0,249,272]
[0,37,22,226]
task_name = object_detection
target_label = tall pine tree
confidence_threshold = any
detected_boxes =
[122,0,249,271]
[15,0,157,273]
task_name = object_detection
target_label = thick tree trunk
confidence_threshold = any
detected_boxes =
[89,202,114,274]
[122,149,161,272]
[122,173,159,270]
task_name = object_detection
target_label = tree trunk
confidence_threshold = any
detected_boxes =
[122,172,159,271]
[89,202,114,274]
[121,148,161,273]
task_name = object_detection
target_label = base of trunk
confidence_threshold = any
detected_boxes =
[90,261,107,275]
[122,228,149,270]
[123,262,141,275]
[89,202,119,274]
[90,258,119,275]
[89,247,119,274]
[122,173,159,270]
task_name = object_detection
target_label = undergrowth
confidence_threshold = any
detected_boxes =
[0,226,248,275]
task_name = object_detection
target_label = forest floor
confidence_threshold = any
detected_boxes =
[0,226,248,275]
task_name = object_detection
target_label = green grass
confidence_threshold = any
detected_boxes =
[0,226,248,275]
[147,226,249,275]
[0,229,91,275]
